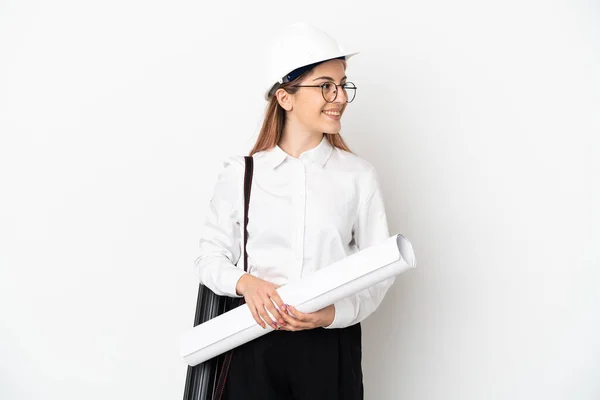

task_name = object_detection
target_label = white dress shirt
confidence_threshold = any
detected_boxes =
[194,134,394,329]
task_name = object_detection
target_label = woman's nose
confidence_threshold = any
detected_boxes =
[333,87,348,104]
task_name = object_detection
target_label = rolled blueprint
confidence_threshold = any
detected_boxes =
[180,233,416,366]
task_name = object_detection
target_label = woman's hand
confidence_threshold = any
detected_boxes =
[279,304,335,331]
[235,273,286,330]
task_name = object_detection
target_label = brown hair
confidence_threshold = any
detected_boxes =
[248,66,354,157]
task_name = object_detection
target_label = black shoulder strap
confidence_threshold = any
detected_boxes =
[243,156,253,273]
[212,156,253,400]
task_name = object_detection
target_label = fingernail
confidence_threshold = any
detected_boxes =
[278,319,284,324]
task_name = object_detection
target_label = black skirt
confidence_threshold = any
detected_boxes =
[223,323,363,400]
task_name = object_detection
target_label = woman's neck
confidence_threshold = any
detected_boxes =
[279,126,324,159]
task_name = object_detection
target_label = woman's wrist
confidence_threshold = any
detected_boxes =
[235,273,250,296]
[319,304,335,327]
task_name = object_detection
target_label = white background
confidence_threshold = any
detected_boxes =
[1,1,599,399]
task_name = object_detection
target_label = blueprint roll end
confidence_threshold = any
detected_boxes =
[396,234,416,268]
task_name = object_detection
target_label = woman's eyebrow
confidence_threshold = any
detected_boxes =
[312,75,348,82]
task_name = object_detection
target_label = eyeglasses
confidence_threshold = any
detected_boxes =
[291,81,357,103]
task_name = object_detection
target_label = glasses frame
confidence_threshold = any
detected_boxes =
[291,81,357,103]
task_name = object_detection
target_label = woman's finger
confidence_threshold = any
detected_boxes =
[263,294,284,325]
[278,316,300,331]
[256,300,278,329]
[286,305,311,322]
[247,301,266,329]
[268,290,287,314]
[280,309,312,329]
[280,309,297,326]
[279,324,297,331]
[246,301,265,329]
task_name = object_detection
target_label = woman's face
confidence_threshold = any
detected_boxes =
[286,59,349,135]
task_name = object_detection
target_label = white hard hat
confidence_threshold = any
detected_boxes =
[264,22,359,101]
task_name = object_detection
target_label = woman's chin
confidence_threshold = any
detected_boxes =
[321,121,341,134]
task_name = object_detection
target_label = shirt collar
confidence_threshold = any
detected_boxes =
[268,135,333,170]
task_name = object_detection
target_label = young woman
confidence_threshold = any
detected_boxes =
[195,22,395,400]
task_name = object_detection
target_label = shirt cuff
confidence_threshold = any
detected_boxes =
[324,297,355,329]
[220,266,246,298]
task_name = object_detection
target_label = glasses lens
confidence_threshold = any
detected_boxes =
[320,82,357,103]
[322,82,337,102]
[343,82,357,103]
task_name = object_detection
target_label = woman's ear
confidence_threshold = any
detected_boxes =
[275,88,293,112]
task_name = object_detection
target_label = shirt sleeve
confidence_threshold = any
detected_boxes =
[193,156,246,298]
[324,164,395,329]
